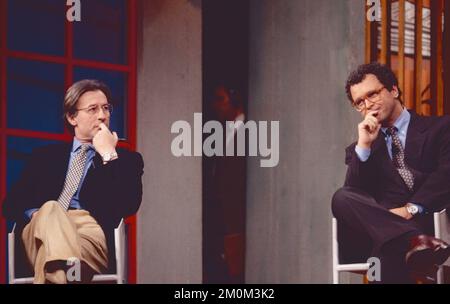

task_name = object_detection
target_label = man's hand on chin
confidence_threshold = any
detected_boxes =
[92,123,118,158]
[389,206,412,220]
[356,111,381,150]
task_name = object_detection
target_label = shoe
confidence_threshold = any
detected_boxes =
[405,234,450,277]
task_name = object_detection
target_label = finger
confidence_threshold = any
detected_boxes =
[361,120,372,130]
[113,132,118,141]
[366,111,379,120]
[366,120,375,131]
[359,121,369,130]
[366,115,378,125]
[363,123,374,133]
[375,124,381,132]
[99,123,107,130]
[367,117,381,131]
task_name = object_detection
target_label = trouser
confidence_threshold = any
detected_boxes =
[22,200,108,284]
[332,187,432,283]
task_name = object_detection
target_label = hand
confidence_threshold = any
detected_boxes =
[357,111,381,149]
[389,206,412,220]
[31,211,38,220]
[92,123,118,156]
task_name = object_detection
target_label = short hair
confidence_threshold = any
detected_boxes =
[345,62,402,104]
[63,79,112,134]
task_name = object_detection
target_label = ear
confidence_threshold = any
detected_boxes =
[66,113,78,127]
[391,85,400,98]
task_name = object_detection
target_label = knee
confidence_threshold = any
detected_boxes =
[38,200,61,214]
[41,200,59,209]
[331,187,356,217]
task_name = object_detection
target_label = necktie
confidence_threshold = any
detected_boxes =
[58,144,89,210]
[386,127,414,191]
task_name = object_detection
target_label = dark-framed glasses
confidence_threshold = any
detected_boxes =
[76,103,113,115]
[352,86,385,111]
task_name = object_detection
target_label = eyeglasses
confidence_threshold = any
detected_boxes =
[352,86,385,111]
[76,103,113,116]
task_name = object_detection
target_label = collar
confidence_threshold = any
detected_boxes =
[71,137,94,153]
[381,108,410,137]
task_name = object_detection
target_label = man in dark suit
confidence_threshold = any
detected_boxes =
[2,79,144,283]
[332,63,450,283]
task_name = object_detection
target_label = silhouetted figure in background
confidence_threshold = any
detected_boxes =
[204,85,246,283]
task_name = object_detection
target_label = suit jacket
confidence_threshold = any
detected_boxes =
[344,111,450,212]
[2,142,144,262]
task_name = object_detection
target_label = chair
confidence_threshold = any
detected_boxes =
[332,210,450,284]
[8,218,127,284]
[433,209,450,284]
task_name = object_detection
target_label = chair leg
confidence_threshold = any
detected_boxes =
[115,218,126,284]
[8,224,17,284]
[332,218,339,284]
[434,211,445,284]
[437,266,444,284]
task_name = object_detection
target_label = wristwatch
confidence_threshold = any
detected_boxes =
[406,203,419,216]
[101,151,118,162]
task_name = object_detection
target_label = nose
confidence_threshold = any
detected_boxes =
[97,108,106,121]
[364,98,376,109]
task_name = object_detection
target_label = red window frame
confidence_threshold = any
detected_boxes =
[0,0,138,283]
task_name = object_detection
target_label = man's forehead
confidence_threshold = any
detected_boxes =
[77,90,107,106]
[351,74,382,98]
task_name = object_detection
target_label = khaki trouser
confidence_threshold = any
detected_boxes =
[22,200,108,284]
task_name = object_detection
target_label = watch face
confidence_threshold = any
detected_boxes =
[408,205,418,215]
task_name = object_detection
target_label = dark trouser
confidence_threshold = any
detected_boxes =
[332,187,432,283]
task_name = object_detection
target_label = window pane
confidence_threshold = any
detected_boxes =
[73,0,127,64]
[7,58,65,133]
[7,0,65,56]
[73,67,126,138]
[6,136,59,190]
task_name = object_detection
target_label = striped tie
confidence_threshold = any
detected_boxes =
[57,144,89,210]
[386,127,415,191]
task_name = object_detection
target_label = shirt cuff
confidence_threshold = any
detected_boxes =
[355,145,371,162]
[24,208,39,221]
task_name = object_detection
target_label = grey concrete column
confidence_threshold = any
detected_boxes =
[246,0,365,283]
[136,0,202,283]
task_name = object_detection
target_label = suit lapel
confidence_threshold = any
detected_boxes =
[370,133,385,155]
[82,151,102,185]
[404,111,427,167]
[92,152,103,169]
[372,124,413,190]
[372,133,401,178]
[53,142,73,195]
